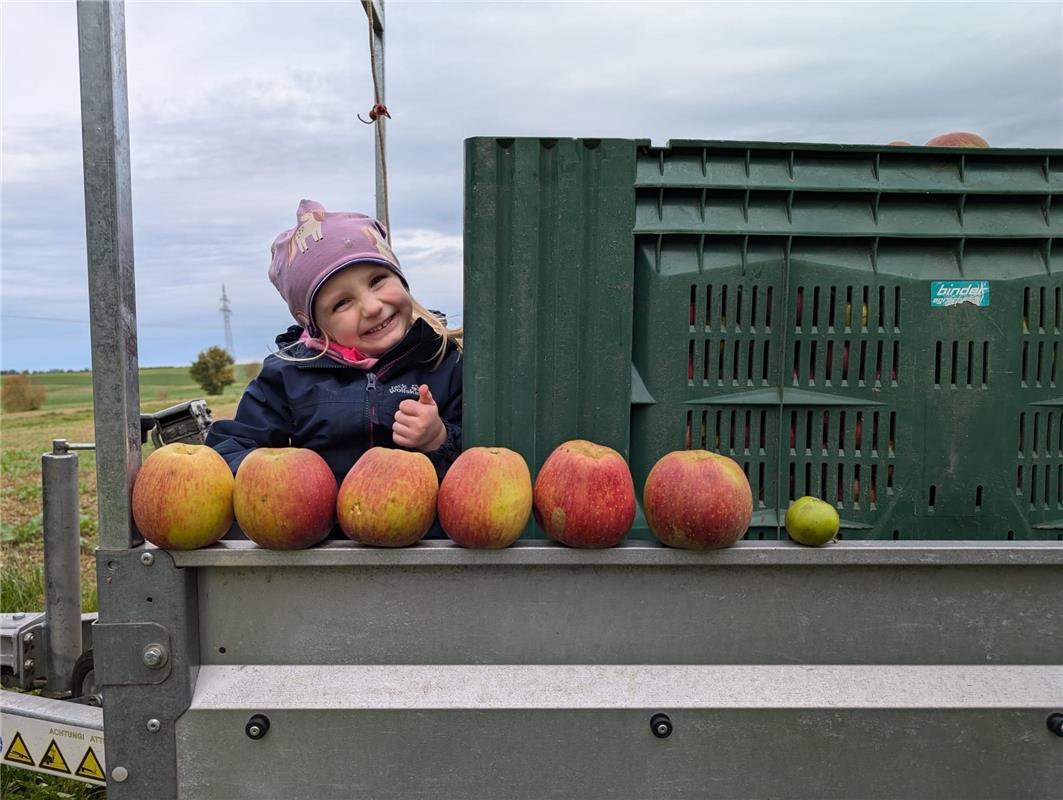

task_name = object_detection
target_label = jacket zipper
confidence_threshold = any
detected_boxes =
[366,372,377,447]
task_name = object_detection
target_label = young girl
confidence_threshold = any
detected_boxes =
[207,200,463,522]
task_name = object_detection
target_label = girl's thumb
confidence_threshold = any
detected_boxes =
[418,384,435,405]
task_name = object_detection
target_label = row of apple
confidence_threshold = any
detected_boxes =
[131,440,756,551]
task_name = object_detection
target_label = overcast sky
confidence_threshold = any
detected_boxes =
[2,0,1061,372]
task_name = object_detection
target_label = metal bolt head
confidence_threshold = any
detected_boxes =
[22,632,34,644]
[111,766,129,782]
[140,551,155,566]
[23,658,35,671]
[12,612,25,620]
[650,712,673,739]
[1048,713,1063,738]
[248,724,262,737]
[141,643,168,669]
[147,718,161,733]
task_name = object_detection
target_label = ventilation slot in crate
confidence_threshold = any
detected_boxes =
[934,341,990,388]
[784,409,895,510]
[1016,410,1063,510]
[688,282,775,386]
[791,339,899,388]
[794,284,900,333]
[1020,340,1059,388]
[1022,286,1063,334]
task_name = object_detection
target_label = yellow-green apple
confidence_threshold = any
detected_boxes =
[886,140,911,146]
[644,450,753,549]
[337,447,438,546]
[233,448,336,549]
[533,440,635,548]
[925,132,989,147]
[438,447,532,548]
[132,443,234,549]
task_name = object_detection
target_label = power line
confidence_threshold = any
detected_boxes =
[1,314,195,330]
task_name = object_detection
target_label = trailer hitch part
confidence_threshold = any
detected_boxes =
[145,399,214,447]
[650,712,673,738]
[246,714,271,740]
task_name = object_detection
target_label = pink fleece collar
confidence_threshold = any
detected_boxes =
[298,330,379,369]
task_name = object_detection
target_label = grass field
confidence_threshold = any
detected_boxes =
[1,366,246,799]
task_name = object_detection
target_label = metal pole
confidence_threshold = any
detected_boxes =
[363,0,386,226]
[41,441,84,698]
[76,0,141,550]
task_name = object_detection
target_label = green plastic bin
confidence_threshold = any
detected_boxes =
[464,137,1063,540]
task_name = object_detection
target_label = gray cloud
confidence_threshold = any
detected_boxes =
[2,0,1061,371]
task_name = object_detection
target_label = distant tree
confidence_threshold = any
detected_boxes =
[2,374,47,412]
[190,347,235,395]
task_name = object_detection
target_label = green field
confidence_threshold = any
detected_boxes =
[3,365,257,412]
[1,366,249,799]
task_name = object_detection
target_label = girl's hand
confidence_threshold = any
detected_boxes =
[393,385,447,452]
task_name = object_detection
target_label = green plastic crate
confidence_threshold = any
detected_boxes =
[464,137,1063,540]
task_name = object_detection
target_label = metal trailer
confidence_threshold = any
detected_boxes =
[2,0,1063,797]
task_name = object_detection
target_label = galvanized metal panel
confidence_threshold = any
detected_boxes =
[76,0,142,550]
[95,547,199,797]
[171,538,1063,567]
[186,542,1063,666]
[176,665,1063,800]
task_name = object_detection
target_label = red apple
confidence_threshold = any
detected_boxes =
[234,448,336,549]
[533,440,636,548]
[925,132,989,148]
[644,450,753,549]
[337,447,438,547]
[132,443,234,549]
[438,447,532,549]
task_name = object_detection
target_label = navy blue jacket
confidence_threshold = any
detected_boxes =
[207,318,462,488]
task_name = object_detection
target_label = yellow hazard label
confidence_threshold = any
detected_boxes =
[75,746,105,782]
[39,738,71,774]
[3,731,35,766]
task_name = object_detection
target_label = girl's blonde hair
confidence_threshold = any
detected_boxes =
[411,297,463,367]
[274,295,462,368]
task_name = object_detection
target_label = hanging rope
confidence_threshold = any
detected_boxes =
[358,3,391,238]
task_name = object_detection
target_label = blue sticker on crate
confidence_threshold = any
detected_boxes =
[931,280,990,308]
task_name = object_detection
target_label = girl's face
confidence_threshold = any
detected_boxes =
[312,263,413,356]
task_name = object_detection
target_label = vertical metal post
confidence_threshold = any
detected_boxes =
[363,0,387,225]
[41,441,84,697]
[76,0,141,550]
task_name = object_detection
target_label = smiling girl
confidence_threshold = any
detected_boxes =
[206,199,462,508]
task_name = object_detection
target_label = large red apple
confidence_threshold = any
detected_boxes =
[132,443,234,549]
[533,440,636,548]
[337,448,438,547]
[233,448,336,549]
[644,450,753,549]
[438,447,532,548]
[925,132,989,148]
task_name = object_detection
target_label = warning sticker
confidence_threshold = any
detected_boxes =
[3,732,35,766]
[1,705,105,784]
[75,746,106,781]
[39,739,71,774]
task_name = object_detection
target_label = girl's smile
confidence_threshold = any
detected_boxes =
[362,313,396,337]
